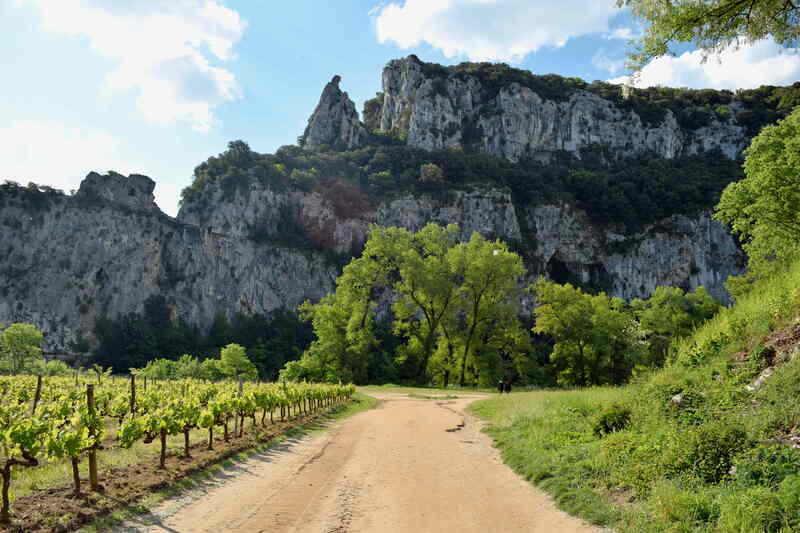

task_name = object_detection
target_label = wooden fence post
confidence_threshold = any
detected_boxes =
[87,384,99,491]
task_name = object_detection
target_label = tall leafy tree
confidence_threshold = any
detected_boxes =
[288,223,529,385]
[533,279,646,386]
[716,108,800,289]
[450,234,526,386]
[0,323,44,374]
[392,224,461,380]
[219,344,258,380]
[533,280,598,386]
[620,0,800,71]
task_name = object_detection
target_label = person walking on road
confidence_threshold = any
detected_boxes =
[497,379,505,394]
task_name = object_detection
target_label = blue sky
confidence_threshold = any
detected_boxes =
[2,0,799,216]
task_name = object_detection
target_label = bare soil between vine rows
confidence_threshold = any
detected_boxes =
[111,393,605,533]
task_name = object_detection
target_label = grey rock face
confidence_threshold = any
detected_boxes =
[0,172,744,354]
[0,175,338,354]
[303,75,367,150]
[179,178,744,303]
[76,171,158,211]
[377,56,748,161]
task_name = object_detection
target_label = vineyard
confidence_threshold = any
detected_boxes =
[0,374,354,527]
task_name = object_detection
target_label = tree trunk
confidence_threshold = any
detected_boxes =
[71,457,81,496]
[183,428,191,458]
[223,420,229,442]
[208,426,214,451]
[1,464,11,524]
[159,430,167,469]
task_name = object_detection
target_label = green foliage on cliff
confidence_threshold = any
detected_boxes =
[91,295,312,380]
[418,57,800,132]
[181,141,742,233]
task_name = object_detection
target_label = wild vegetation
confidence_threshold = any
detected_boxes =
[472,256,800,533]
[91,296,312,380]
[470,107,800,533]
[180,140,743,234]
[281,222,721,387]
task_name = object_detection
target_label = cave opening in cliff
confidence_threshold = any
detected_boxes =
[546,254,573,285]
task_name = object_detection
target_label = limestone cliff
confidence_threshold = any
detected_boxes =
[0,176,337,354]
[373,55,748,161]
[303,75,367,150]
[2,56,765,355]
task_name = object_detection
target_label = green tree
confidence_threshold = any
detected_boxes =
[219,344,258,380]
[420,163,445,182]
[200,358,225,381]
[288,223,529,385]
[392,224,461,381]
[620,0,800,71]
[716,108,800,288]
[533,280,597,386]
[0,323,44,374]
[632,286,720,365]
[533,280,646,386]
[450,233,526,385]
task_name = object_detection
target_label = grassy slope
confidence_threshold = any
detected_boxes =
[471,261,800,533]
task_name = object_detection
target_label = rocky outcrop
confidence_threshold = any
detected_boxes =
[303,75,367,150]
[2,57,759,355]
[76,171,158,211]
[375,55,748,162]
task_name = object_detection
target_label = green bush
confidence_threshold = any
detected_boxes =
[593,404,632,437]
[734,444,800,486]
[677,422,748,483]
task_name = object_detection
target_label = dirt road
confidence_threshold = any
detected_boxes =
[114,393,604,533]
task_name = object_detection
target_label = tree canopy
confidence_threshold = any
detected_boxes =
[715,107,800,288]
[283,224,530,386]
[0,323,44,374]
[620,0,800,71]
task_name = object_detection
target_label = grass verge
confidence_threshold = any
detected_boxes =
[470,260,800,533]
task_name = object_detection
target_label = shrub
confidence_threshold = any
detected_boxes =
[677,421,748,483]
[593,404,632,437]
[734,444,800,486]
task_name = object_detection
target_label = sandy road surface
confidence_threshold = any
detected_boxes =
[114,393,604,533]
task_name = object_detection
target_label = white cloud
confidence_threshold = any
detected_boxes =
[592,49,625,74]
[374,0,619,62]
[0,120,180,216]
[20,0,245,131]
[609,39,800,90]
[607,27,636,40]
